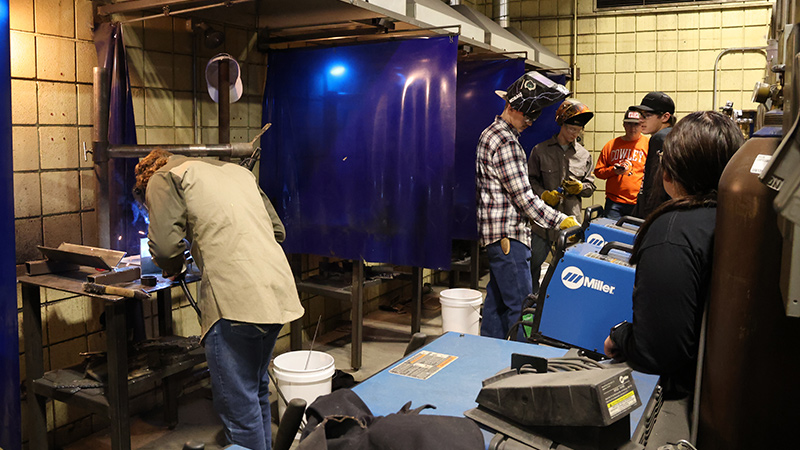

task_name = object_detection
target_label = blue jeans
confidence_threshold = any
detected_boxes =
[604,199,635,220]
[482,238,531,341]
[205,319,283,450]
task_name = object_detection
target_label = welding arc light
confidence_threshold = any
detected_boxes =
[329,65,346,77]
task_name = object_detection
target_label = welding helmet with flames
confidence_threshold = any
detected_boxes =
[496,71,570,123]
[555,99,594,127]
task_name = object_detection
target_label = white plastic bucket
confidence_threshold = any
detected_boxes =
[439,288,483,335]
[273,350,335,418]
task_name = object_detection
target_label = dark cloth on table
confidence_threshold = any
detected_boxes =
[298,389,484,450]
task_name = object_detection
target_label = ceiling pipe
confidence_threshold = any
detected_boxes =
[492,0,510,29]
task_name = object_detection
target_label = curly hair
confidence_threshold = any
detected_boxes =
[134,148,173,194]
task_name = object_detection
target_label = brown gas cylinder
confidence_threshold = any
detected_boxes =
[698,136,800,448]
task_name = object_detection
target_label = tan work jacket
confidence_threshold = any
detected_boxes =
[146,156,304,340]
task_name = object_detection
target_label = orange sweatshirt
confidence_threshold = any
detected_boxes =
[593,135,649,205]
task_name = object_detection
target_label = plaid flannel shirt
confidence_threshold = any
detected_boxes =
[476,116,567,247]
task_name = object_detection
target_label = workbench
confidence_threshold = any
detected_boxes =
[19,268,203,450]
[352,332,662,449]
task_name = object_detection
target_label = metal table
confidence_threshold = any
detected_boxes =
[352,332,662,448]
[19,268,203,450]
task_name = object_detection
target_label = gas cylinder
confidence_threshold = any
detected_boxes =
[698,135,800,448]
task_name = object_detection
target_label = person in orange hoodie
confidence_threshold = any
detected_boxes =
[594,108,650,219]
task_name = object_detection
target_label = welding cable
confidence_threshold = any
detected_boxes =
[179,278,202,319]
[549,356,604,369]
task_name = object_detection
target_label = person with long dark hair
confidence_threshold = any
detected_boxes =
[604,111,744,397]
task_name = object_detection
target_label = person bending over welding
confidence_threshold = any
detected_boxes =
[134,149,304,450]
[604,111,743,398]
[476,72,578,341]
[528,99,596,294]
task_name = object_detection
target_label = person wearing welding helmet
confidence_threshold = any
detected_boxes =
[134,149,304,450]
[476,72,579,341]
[528,99,596,294]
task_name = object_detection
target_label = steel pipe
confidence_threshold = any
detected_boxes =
[93,67,111,249]
[712,46,767,111]
[107,142,256,159]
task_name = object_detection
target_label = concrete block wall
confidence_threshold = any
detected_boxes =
[9,1,273,446]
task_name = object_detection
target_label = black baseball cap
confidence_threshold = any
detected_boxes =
[631,91,674,115]
[496,71,570,122]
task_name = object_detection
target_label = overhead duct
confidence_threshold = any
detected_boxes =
[492,0,510,29]
[451,3,569,71]
[405,0,485,43]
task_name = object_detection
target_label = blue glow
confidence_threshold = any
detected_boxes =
[329,65,346,76]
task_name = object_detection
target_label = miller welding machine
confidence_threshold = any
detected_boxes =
[582,204,643,248]
[520,225,636,359]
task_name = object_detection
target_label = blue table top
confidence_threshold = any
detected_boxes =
[352,332,659,445]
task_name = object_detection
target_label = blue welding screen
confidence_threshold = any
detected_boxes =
[261,37,457,269]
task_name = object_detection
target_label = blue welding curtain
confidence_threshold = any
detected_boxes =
[94,23,143,255]
[261,37,457,269]
[0,4,21,450]
[452,63,566,240]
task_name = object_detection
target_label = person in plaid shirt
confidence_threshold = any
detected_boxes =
[476,72,579,340]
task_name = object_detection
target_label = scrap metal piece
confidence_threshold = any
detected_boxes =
[25,259,80,276]
[37,243,125,270]
[87,266,142,285]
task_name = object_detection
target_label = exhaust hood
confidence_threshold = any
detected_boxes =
[96,0,568,70]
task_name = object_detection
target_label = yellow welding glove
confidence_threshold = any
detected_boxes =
[562,178,584,195]
[559,215,579,230]
[541,190,561,207]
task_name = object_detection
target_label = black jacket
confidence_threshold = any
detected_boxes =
[632,126,672,219]
[610,207,716,397]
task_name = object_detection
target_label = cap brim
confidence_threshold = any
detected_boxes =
[631,104,655,113]
[495,90,507,101]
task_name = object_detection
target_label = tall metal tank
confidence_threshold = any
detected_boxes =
[698,135,800,448]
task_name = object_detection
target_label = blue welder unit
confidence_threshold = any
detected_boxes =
[526,223,636,358]
[582,205,643,248]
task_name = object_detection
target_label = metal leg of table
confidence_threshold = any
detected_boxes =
[470,240,481,290]
[350,260,364,370]
[289,254,303,351]
[105,300,131,450]
[22,283,48,450]
[411,267,422,334]
[157,289,179,429]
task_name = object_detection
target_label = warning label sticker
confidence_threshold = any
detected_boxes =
[389,351,458,380]
[600,372,640,420]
